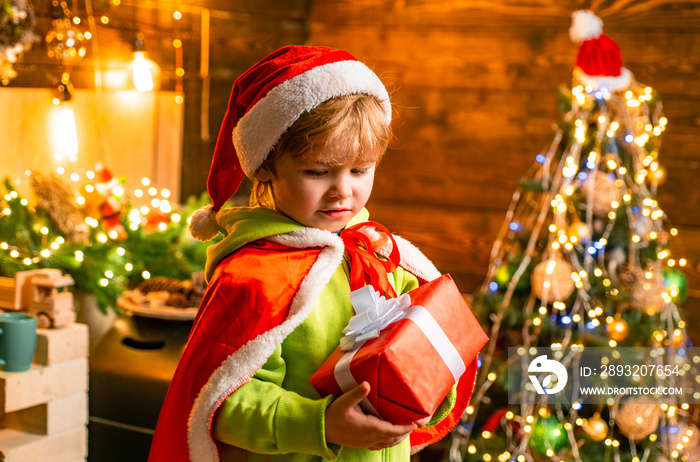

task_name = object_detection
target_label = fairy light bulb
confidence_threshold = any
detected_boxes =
[130,51,157,91]
[127,35,161,92]
[51,104,79,162]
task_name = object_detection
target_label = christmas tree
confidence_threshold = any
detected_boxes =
[448,11,698,462]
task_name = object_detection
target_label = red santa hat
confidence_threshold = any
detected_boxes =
[569,10,632,91]
[189,45,392,241]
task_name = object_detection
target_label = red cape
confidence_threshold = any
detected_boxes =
[149,228,477,461]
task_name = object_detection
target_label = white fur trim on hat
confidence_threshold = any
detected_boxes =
[569,10,603,43]
[189,205,219,242]
[574,66,633,92]
[232,60,392,178]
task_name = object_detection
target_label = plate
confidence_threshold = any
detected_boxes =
[117,297,198,321]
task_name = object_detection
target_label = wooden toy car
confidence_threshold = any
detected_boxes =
[0,269,76,328]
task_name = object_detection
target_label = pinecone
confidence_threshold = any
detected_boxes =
[137,276,183,294]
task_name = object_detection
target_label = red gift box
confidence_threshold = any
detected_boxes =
[310,274,488,425]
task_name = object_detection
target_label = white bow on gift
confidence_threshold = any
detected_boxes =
[339,286,412,351]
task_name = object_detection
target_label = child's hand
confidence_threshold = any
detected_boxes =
[414,416,431,428]
[325,382,416,450]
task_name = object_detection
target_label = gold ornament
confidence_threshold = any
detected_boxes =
[607,318,629,342]
[662,423,699,453]
[45,1,86,64]
[648,165,667,185]
[630,214,655,238]
[673,330,687,348]
[620,267,666,315]
[568,221,592,244]
[581,171,622,216]
[613,397,661,440]
[582,412,608,441]
[531,256,575,301]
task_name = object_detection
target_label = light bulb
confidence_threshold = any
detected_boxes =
[128,51,161,92]
[51,104,79,162]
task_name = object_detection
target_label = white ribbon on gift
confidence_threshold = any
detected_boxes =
[340,287,412,351]
[333,285,467,417]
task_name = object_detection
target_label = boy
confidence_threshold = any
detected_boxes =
[149,45,479,462]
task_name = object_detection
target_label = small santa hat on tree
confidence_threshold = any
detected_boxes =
[569,10,632,91]
[189,45,391,241]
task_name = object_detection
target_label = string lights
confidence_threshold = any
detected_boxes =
[0,164,206,315]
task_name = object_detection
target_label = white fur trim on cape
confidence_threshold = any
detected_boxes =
[185,227,440,461]
[187,228,345,461]
[232,60,392,178]
[569,10,603,43]
[574,66,633,92]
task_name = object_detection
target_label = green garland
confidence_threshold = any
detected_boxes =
[0,177,216,312]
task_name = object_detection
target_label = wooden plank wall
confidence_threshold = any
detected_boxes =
[308,1,700,325]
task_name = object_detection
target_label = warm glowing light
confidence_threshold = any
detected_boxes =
[51,105,79,162]
[129,51,161,92]
[174,11,182,19]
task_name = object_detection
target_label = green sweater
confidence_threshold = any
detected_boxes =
[209,207,452,461]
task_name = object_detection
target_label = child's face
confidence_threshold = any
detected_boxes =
[259,154,376,232]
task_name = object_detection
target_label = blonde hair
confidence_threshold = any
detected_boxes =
[250,94,392,209]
